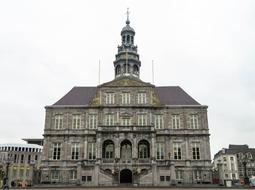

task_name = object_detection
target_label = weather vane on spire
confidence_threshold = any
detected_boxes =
[126,8,130,25]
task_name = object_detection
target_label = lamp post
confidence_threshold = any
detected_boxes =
[2,154,12,190]
[240,153,250,185]
[243,160,249,185]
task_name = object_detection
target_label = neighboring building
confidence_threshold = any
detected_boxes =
[213,150,239,184]
[0,143,42,187]
[22,138,44,146]
[213,144,255,184]
[40,14,212,186]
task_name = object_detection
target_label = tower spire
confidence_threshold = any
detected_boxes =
[126,8,130,25]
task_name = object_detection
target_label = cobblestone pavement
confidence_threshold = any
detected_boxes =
[13,188,252,190]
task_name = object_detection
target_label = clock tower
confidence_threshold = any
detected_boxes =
[114,10,141,78]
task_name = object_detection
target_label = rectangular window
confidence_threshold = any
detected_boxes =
[160,176,165,182]
[27,154,31,164]
[232,173,236,179]
[88,114,97,129]
[26,168,30,177]
[71,143,79,160]
[138,92,147,104]
[20,168,24,177]
[176,170,183,180]
[172,114,180,129]
[173,143,182,160]
[105,93,115,104]
[51,170,59,180]
[70,170,77,180]
[20,154,24,163]
[54,115,63,129]
[12,168,17,178]
[121,118,131,126]
[194,170,201,180]
[88,142,96,160]
[105,114,114,126]
[72,115,81,129]
[190,114,199,129]
[155,115,163,129]
[231,163,235,170]
[192,143,200,160]
[138,114,147,126]
[52,143,61,160]
[166,176,170,181]
[122,92,130,104]
[156,143,165,160]
[87,176,92,182]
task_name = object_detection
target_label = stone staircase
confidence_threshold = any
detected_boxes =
[138,168,153,186]
[98,168,114,186]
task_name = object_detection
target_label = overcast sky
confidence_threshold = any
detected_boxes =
[0,0,254,156]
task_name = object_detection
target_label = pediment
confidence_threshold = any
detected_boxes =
[101,77,153,87]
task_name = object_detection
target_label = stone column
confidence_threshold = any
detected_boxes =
[152,161,157,186]
[94,162,99,186]
[115,138,120,159]
[116,111,119,124]
[170,162,176,185]
[77,162,82,185]
[133,137,137,159]
[29,165,34,184]
[84,139,87,159]
[151,134,155,158]
[185,138,189,160]
[8,166,13,187]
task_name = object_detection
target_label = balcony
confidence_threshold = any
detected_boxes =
[101,158,151,165]
[98,125,154,132]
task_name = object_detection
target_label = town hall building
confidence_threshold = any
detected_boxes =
[40,14,212,186]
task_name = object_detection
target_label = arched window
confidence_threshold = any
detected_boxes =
[121,140,132,160]
[131,36,134,44]
[115,65,121,75]
[127,64,131,73]
[127,35,130,43]
[138,140,150,158]
[122,36,125,43]
[102,140,114,159]
[123,64,127,73]
[133,65,139,75]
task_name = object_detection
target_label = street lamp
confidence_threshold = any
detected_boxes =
[243,160,249,185]
[2,154,12,190]
[240,153,250,185]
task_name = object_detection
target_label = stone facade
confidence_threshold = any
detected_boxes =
[40,15,212,186]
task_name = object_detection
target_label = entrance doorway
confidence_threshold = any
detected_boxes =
[120,169,132,184]
[120,140,132,162]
